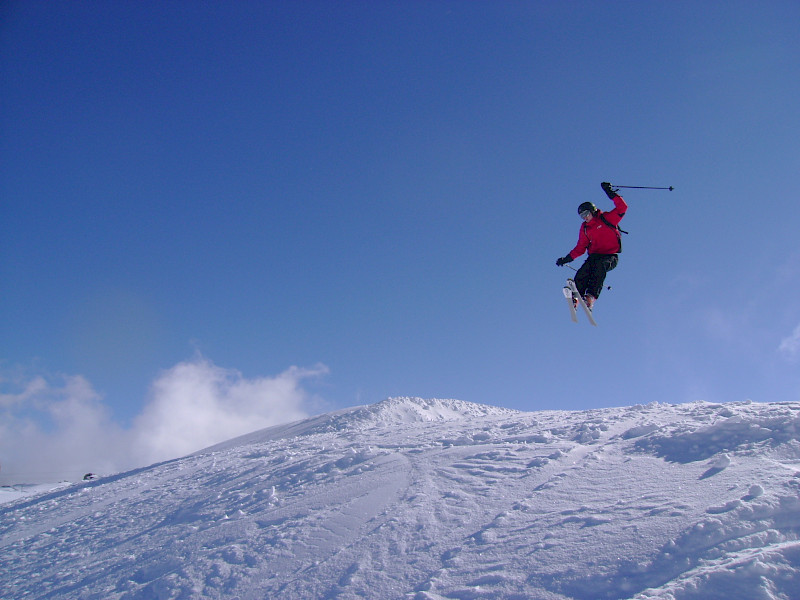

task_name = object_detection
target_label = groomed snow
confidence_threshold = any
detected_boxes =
[1,397,799,599]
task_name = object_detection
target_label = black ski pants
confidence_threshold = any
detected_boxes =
[574,253,618,299]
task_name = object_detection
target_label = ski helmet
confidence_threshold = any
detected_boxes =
[577,202,597,215]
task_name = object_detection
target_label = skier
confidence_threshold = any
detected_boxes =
[556,182,627,310]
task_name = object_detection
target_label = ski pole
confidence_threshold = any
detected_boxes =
[611,184,674,191]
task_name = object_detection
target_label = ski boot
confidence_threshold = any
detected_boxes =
[563,286,579,309]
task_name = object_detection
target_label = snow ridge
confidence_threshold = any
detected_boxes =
[200,397,519,453]
[1,399,800,600]
[346,396,521,425]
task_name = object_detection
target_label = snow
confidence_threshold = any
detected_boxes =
[0,482,71,505]
[1,397,800,599]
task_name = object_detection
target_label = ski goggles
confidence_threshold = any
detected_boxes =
[579,210,593,220]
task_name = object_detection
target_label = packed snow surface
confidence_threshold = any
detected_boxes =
[2,397,800,599]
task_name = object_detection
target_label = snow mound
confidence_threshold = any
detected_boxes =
[203,397,517,453]
[634,401,800,462]
[2,399,800,599]
[347,396,520,424]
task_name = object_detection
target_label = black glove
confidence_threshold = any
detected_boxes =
[556,255,573,267]
[601,182,619,199]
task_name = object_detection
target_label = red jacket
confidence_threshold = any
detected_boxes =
[568,195,628,259]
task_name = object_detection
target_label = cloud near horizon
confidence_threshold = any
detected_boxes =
[778,323,800,361]
[0,359,327,483]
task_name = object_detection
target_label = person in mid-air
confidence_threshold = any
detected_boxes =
[556,182,627,310]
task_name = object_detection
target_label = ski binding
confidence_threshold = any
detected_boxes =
[565,278,597,326]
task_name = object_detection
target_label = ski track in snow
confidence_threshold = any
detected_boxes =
[1,397,800,599]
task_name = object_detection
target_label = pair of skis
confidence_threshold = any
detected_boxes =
[563,278,597,326]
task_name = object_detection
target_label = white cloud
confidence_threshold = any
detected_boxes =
[778,323,800,360]
[0,375,48,408]
[0,374,126,482]
[0,359,328,483]
[130,359,327,466]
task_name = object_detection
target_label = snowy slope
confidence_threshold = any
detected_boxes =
[0,482,71,506]
[1,397,799,600]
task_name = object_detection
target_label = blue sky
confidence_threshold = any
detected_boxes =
[2,1,800,479]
